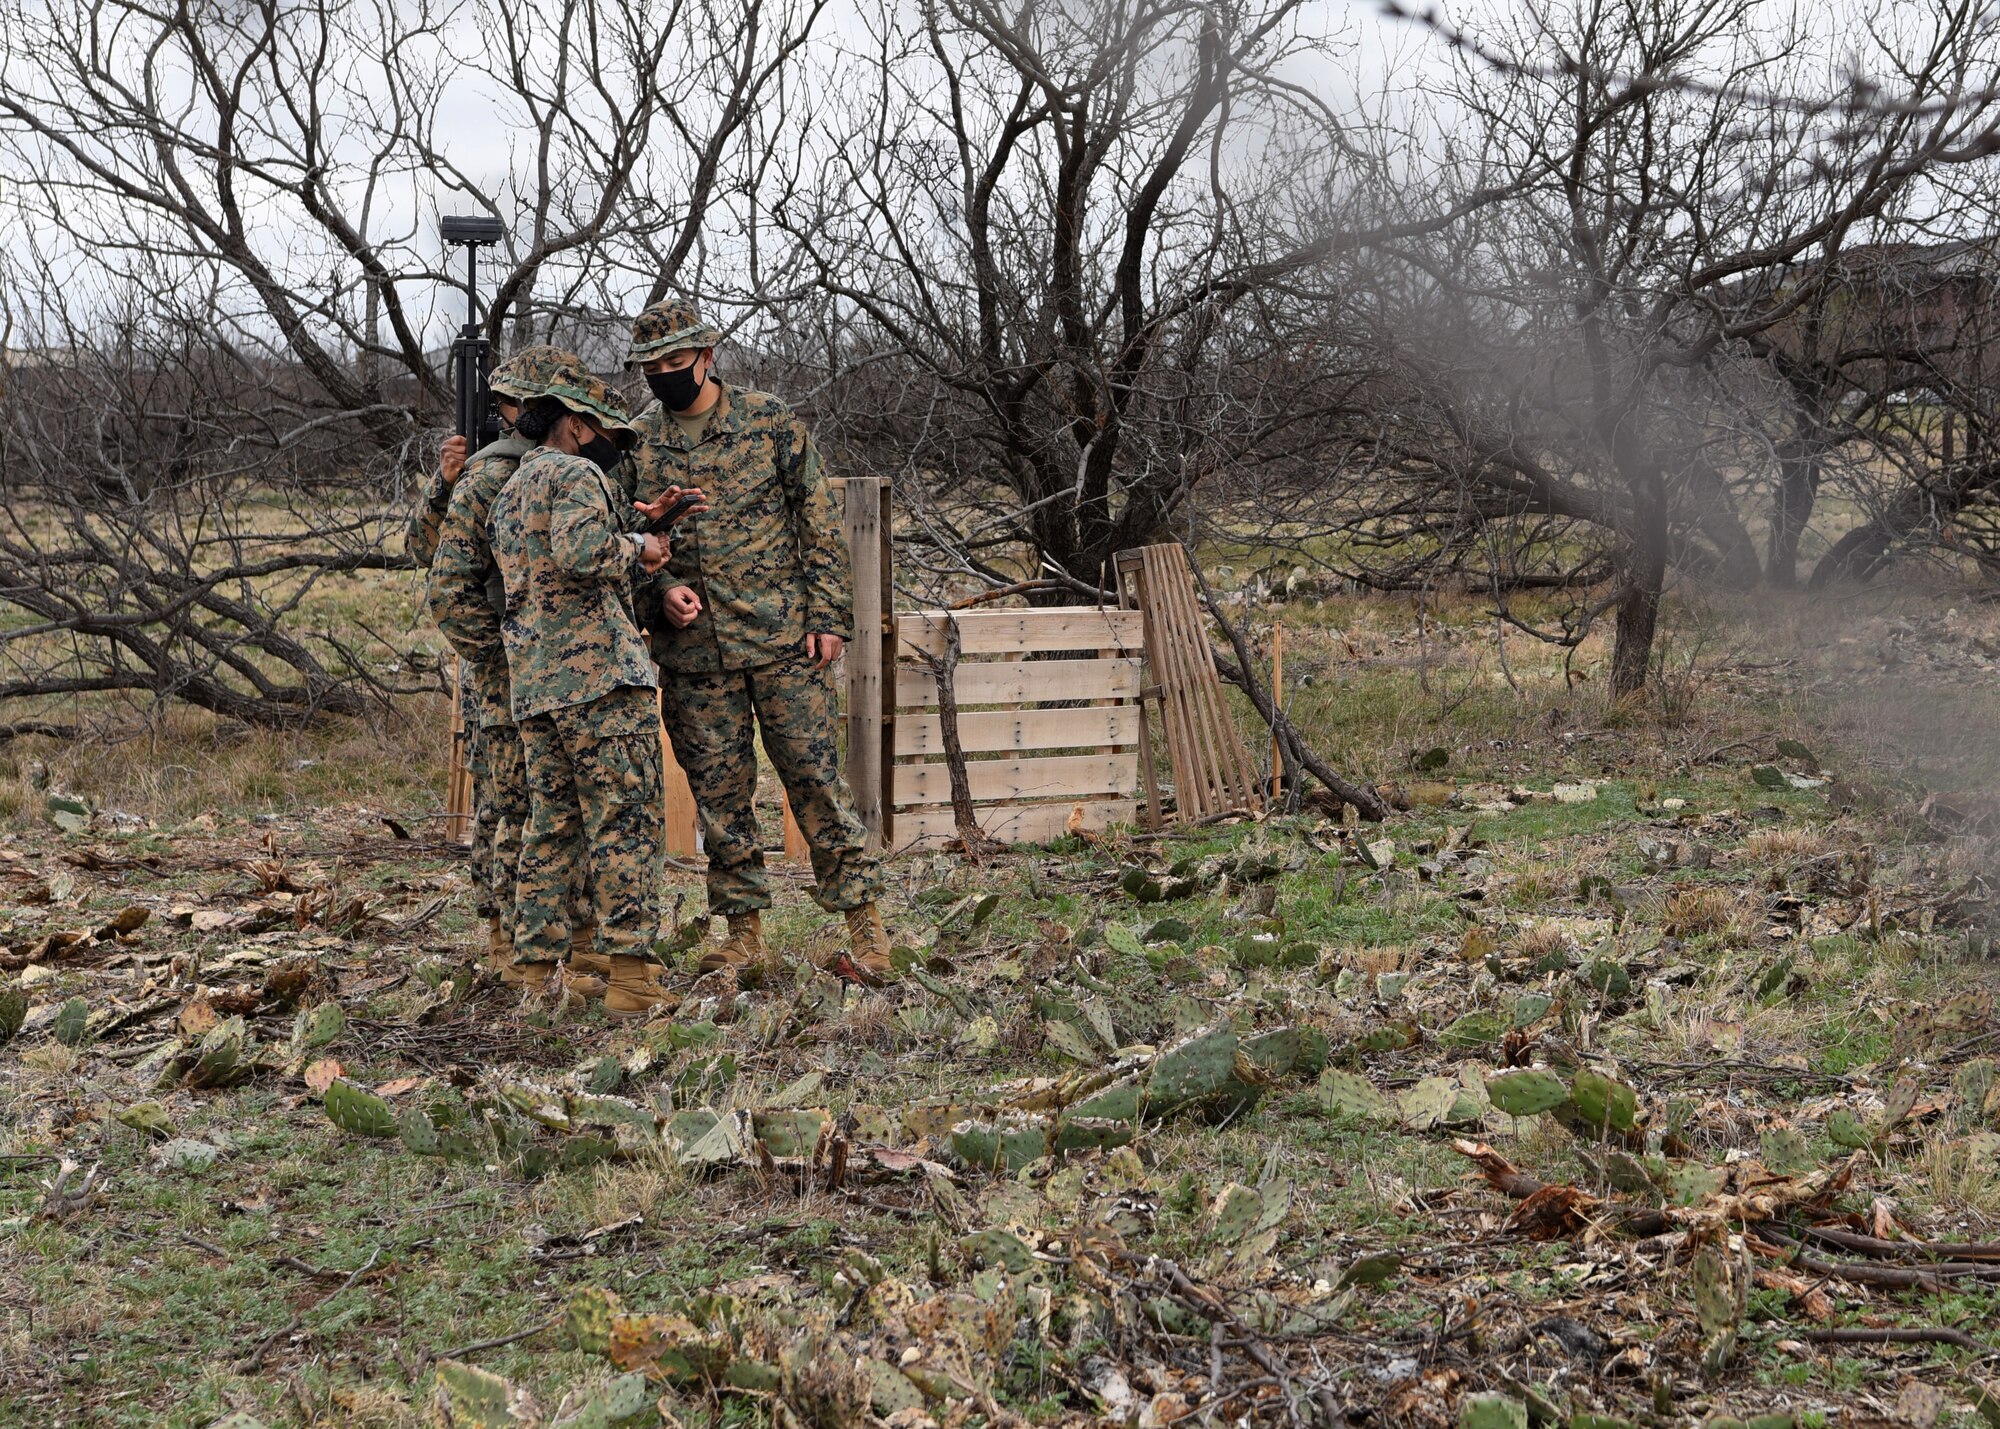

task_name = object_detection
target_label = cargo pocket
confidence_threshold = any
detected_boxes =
[593,733,661,805]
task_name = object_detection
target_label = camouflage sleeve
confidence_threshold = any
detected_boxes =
[783,420,853,640]
[406,468,454,568]
[426,484,504,666]
[551,465,649,583]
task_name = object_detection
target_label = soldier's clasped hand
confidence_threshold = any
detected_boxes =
[439,433,469,486]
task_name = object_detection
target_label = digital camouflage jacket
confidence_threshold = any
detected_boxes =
[628,381,852,673]
[491,447,659,722]
[425,432,534,729]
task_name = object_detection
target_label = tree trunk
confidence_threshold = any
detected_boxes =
[1766,441,1821,586]
[1611,469,1668,698]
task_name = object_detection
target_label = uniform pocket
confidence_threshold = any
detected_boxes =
[589,732,662,805]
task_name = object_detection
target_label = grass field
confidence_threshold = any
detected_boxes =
[2,563,1999,1428]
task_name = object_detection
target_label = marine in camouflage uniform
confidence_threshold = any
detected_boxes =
[490,366,677,1015]
[426,345,611,987]
[625,298,890,978]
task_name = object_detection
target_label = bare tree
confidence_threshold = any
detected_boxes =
[770,0,1489,602]
[0,0,822,725]
[1332,0,2000,694]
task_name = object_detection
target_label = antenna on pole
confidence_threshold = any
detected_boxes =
[441,214,505,448]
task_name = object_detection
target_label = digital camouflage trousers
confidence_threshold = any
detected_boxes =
[515,685,665,963]
[466,717,527,920]
[659,651,883,918]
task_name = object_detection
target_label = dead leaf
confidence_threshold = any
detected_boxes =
[177,998,219,1039]
[304,1058,343,1095]
[375,1076,425,1098]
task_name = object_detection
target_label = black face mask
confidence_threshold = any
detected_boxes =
[646,362,706,412]
[578,434,625,473]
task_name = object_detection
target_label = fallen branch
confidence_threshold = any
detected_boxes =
[1183,548,1388,822]
[0,721,76,743]
[1800,1225,2000,1262]
[1805,1327,1992,1352]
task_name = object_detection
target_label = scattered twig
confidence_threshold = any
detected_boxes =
[433,1313,562,1364]
[233,1246,383,1375]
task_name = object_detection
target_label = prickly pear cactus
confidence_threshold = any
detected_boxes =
[1876,1073,1920,1140]
[291,1000,344,1053]
[0,986,25,1044]
[1569,1068,1638,1133]
[1959,1059,1999,1125]
[1207,1183,1264,1245]
[1460,1391,1528,1429]
[950,1116,1051,1174]
[549,1372,653,1428]
[324,1077,399,1137]
[1317,1069,1392,1122]
[567,1285,623,1354]
[1144,1027,1240,1113]
[185,1017,248,1089]
[433,1358,540,1426]
[398,1107,441,1156]
[1486,1068,1568,1118]
[1691,1241,1748,1379]
[52,996,89,1048]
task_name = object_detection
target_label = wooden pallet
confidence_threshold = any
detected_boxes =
[889,606,1147,850]
[1116,544,1263,823]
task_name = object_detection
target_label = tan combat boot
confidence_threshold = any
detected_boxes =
[501,958,607,999]
[698,912,765,974]
[485,915,512,977]
[604,954,676,1020]
[569,918,612,982]
[826,904,893,985]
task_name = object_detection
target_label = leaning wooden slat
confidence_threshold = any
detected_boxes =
[1154,543,1228,813]
[895,608,1144,657]
[1116,554,1165,830]
[892,752,1139,806]
[893,657,1142,708]
[895,705,1141,757]
[1161,544,1260,812]
[1139,544,1210,819]
[1148,543,1220,819]
[893,799,1140,850]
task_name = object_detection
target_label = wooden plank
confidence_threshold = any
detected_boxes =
[895,705,1140,757]
[843,477,886,851]
[896,608,1143,657]
[875,484,895,847]
[893,752,1139,807]
[445,656,473,844]
[779,787,808,862]
[894,656,1141,708]
[659,720,701,858]
[892,798,1140,850]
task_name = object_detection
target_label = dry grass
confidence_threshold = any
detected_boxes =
[1663,885,1750,940]
[1514,921,1576,962]
[0,696,451,833]
[1744,828,1831,861]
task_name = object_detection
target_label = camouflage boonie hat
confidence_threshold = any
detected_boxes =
[489,344,583,401]
[538,364,644,448]
[626,298,722,365]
